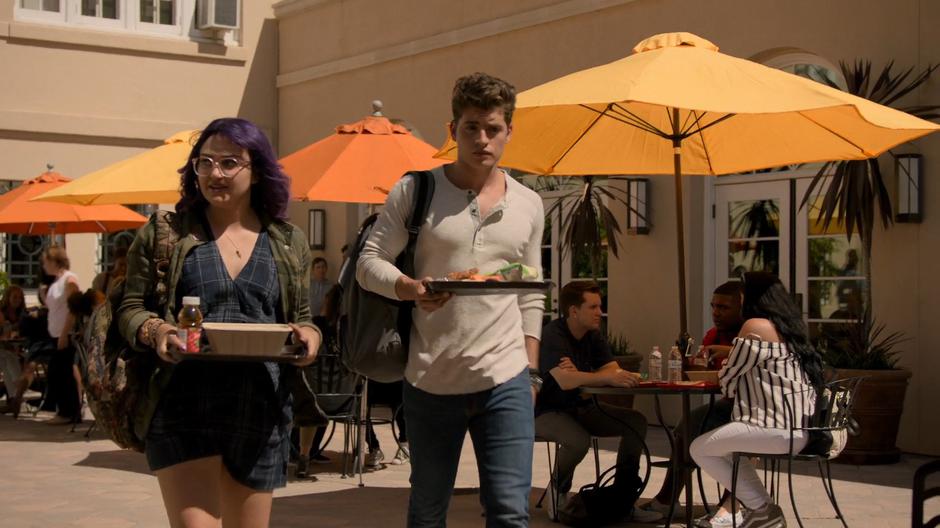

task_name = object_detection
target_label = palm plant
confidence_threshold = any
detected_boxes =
[545,176,639,278]
[820,308,906,370]
[731,199,781,273]
[801,61,940,312]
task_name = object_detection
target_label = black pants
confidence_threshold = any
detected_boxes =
[46,345,79,419]
[365,380,407,450]
[535,403,647,493]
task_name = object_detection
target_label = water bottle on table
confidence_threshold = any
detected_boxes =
[648,345,662,382]
[668,345,683,383]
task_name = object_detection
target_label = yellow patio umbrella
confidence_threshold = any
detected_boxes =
[32,130,198,206]
[436,32,940,335]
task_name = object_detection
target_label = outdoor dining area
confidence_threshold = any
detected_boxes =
[0,30,939,528]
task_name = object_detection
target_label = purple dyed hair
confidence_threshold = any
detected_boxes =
[176,118,291,221]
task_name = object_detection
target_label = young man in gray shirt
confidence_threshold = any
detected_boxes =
[357,72,544,527]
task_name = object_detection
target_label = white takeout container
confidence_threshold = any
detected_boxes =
[201,322,293,357]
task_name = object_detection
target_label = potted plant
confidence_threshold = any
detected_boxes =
[801,60,937,464]
[820,310,909,464]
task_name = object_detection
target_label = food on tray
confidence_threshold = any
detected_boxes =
[494,263,538,281]
[443,263,538,282]
[444,268,503,281]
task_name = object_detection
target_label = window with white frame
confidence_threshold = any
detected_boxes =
[20,0,61,12]
[81,0,119,19]
[140,0,175,25]
[14,0,234,40]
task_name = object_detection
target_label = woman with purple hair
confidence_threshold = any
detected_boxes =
[117,118,321,526]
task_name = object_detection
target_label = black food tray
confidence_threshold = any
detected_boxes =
[426,280,552,295]
[176,343,306,363]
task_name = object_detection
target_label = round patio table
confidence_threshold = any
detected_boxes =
[582,383,721,528]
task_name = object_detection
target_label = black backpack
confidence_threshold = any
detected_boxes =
[338,171,434,383]
[558,466,643,527]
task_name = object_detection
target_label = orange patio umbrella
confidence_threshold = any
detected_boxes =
[281,102,444,204]
[0,168,148,235]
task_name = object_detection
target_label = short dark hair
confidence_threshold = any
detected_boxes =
[312,257,327,267]
[451,72,517,126]
[713,281,743,297]
[176,118,290,221]
[560,281,602,316]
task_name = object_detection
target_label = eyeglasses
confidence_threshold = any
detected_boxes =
[192,156,250,178]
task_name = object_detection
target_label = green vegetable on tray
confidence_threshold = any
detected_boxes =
[493,263,539,281]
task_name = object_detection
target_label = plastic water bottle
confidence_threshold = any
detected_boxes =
[648,346,662,382]
[668,345,683,383]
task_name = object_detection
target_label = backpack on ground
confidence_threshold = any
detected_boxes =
[558,465,643,527]
[338,170,435,383]
[77,211,179,452]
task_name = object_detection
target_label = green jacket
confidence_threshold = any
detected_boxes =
[117,210,317,441]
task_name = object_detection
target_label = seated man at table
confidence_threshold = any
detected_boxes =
[701,280,746,365]
[535,280,661,523]
[639,280,745,526]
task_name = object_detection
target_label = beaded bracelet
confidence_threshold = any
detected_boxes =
[141,318,157,347]
[142,318,165,348]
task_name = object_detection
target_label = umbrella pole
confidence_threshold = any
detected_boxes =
[671,116,689,337]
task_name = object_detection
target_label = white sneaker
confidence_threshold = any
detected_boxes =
[696,509,745,528]
[389,443,410,465]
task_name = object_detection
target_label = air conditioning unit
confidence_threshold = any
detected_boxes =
[197,0,240,31]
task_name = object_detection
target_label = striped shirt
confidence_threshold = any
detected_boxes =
[719,337,816,429]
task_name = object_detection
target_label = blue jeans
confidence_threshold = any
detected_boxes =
[403,368,533,528]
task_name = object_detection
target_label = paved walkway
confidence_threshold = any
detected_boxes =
[0,406,934,527]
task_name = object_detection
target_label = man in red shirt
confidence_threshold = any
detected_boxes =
[701,281,745,368]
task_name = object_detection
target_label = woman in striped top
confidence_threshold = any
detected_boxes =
[690,273,824,528]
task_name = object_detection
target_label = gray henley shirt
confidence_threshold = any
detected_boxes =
[357,166,545,395]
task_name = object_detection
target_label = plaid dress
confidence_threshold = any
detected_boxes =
[145,231,292,491]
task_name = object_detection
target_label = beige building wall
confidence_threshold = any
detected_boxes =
[0,0,280,287]
[277,0,940,455]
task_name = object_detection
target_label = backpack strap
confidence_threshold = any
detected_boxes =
[395,171,435,353]
[151,210,181,310]
[397,170,435,278]
[405,170,434,252]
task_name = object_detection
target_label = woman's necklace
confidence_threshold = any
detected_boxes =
[223,231,243,259]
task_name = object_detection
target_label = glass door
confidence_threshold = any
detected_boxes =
[795,178,867,346]
[713,175,868,349]
[714,180,792,287]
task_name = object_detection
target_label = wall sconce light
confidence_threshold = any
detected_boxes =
[308,208,326,250]
[626,178,650,234]
[896,154,922,223]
